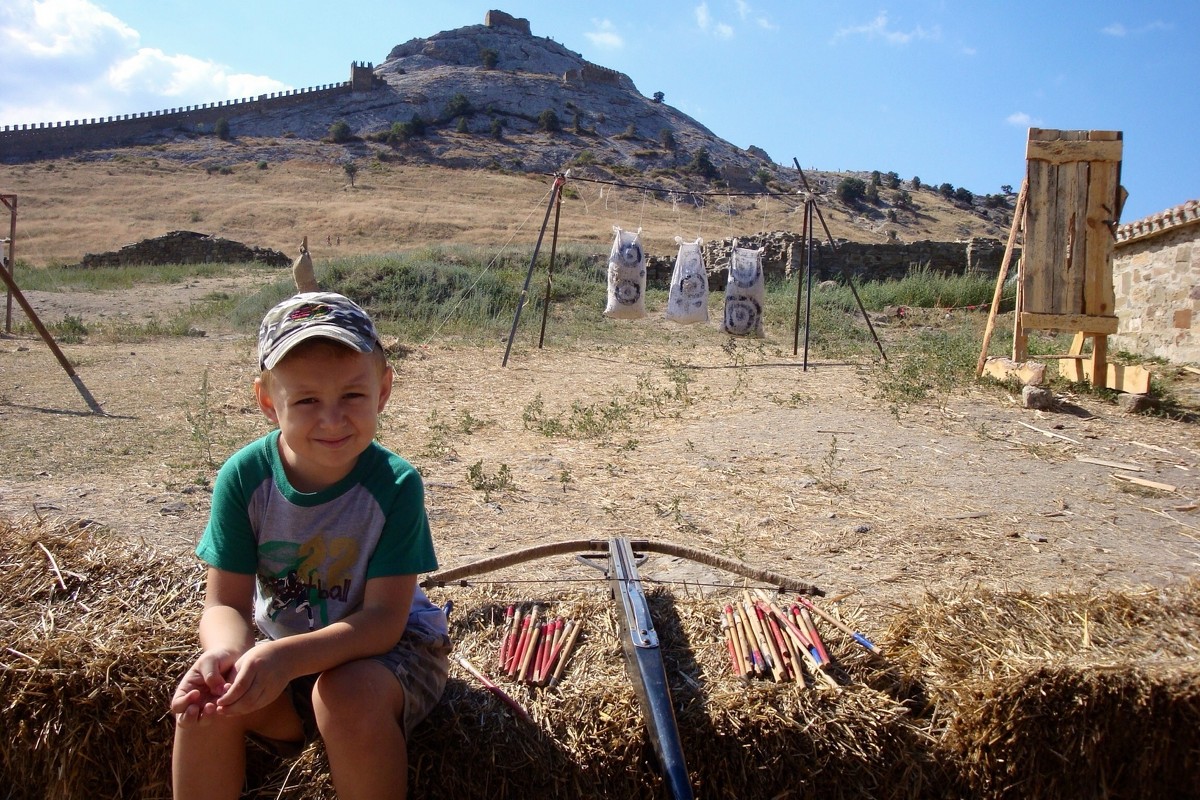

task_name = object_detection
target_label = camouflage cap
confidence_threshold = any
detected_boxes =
[257,292,380,370]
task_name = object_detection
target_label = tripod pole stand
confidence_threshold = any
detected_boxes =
[792,158,887,363]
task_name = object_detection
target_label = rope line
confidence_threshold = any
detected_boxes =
[560,172,802,201]
[420,183,556,345]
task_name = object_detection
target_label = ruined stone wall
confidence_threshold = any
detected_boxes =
[77,231,289,269]
[644,232,1009,289]
[484,10,531,35]
[1111,200,1200,365]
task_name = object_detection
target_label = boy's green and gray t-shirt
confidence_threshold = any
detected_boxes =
[197,430,445,640]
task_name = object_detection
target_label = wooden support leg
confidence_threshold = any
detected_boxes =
[1089,334,1108,390]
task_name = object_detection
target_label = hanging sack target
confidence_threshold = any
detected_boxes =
[664,236,708,325]
[722,240,765,337]
[603,226,647,320]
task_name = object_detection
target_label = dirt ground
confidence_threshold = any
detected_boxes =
[1,279,1198,615]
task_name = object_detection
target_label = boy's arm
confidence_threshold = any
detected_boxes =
[171,567,257,720]
[215,574,416,714]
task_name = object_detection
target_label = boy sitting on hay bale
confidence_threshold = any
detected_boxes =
[171,292,450,799]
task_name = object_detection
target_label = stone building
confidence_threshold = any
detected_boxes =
[1111,199,1200,365]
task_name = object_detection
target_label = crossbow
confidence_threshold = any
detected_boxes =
[420,537,824,800]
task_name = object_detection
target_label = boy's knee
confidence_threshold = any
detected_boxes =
[312,660,404,729]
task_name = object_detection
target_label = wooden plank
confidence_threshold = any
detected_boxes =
[1017,421,1083,445]
[1020,312,1119,334]
[1061,331,1087,382]
[1024,146,1056,315]
[1026,138,1124,165]
[1063,359,1152,394]
[1077,456,1144,472]
[1111,473,1177,493]
[1090,333,1109,390]
[1083,162,1117,316]
[1060,160,1088,314]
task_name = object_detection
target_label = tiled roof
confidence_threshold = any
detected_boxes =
[1115,198,1200,245]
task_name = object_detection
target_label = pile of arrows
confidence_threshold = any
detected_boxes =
[496,604,584,687]
[721,590,880,688]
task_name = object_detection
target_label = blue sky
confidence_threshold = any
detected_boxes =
[2,0,1196,223]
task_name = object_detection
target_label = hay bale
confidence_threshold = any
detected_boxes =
[0,516,203,800]
[882,583,1200,800]
[4,516,1197,800]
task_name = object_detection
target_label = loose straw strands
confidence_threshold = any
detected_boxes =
[5,515,1199,800]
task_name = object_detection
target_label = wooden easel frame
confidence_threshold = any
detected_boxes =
[977,129,1148,394]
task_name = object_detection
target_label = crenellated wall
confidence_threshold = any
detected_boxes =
[0,76,360,162]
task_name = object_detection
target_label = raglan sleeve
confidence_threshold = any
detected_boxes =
[366,455,439,579]
[195,444,262,575]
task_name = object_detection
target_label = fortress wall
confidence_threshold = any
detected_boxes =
[0,82,352,162]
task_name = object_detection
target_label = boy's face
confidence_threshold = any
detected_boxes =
[254,342,392,493]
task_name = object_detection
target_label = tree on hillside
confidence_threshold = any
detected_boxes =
[480,48,499,69]
[215,117,231,141]
[938,182,955,199]
[686,148,720,180]
[652,91,665,103]
[836,177,867,205]
[911,176,922,190]
[954,187,974,204]
[329,120,352,144]
[442,93,472,122]
[659,128,677,151]
[538,109,561,133]
[343,161,359,187]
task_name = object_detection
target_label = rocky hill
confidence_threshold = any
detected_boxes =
[0,11,1015,263]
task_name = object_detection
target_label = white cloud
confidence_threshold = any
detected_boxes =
[694,1,736,38]
[1006,112,1042,128]
[834,12,940,45]
[584,19,623,49]
[0,0,286,126]
[1103,20,1171,36]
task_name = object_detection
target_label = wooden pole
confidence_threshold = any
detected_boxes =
[792,199,809,356]
[975,180,1028,377]
[793,159,887,362]
[0,259,104,414]
[537,186,564,348]
[2,193,15,333]
[502,174,564,367]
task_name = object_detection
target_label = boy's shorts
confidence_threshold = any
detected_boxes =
[254,623,452,756]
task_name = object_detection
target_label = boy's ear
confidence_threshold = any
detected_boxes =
[376,365,394,413]
[254,376,279,423]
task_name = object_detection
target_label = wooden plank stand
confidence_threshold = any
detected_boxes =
[979,129,1149,395]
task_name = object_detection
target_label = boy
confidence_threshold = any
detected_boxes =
[171,292,450,800]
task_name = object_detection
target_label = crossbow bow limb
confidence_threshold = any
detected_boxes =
[421,537,824,800]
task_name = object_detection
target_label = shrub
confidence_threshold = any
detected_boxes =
[480,48,498,69]
[490,118,504,140]
[938,182,955,198]
[442,93,472,121]
[652,91,665,103]
[538,109,561,133]
[659,129,677,151]
[685,148,719,179]
[836,177,866,204]
[214,118,230,141]
[456,116,469,133]
[329,120,352,143]
[911,176,922,190]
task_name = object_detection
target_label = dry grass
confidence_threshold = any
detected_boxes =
[0,139,1009,267]
[3,516,1198,799]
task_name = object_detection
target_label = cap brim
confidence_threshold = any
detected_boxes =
[261,325,373,370]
